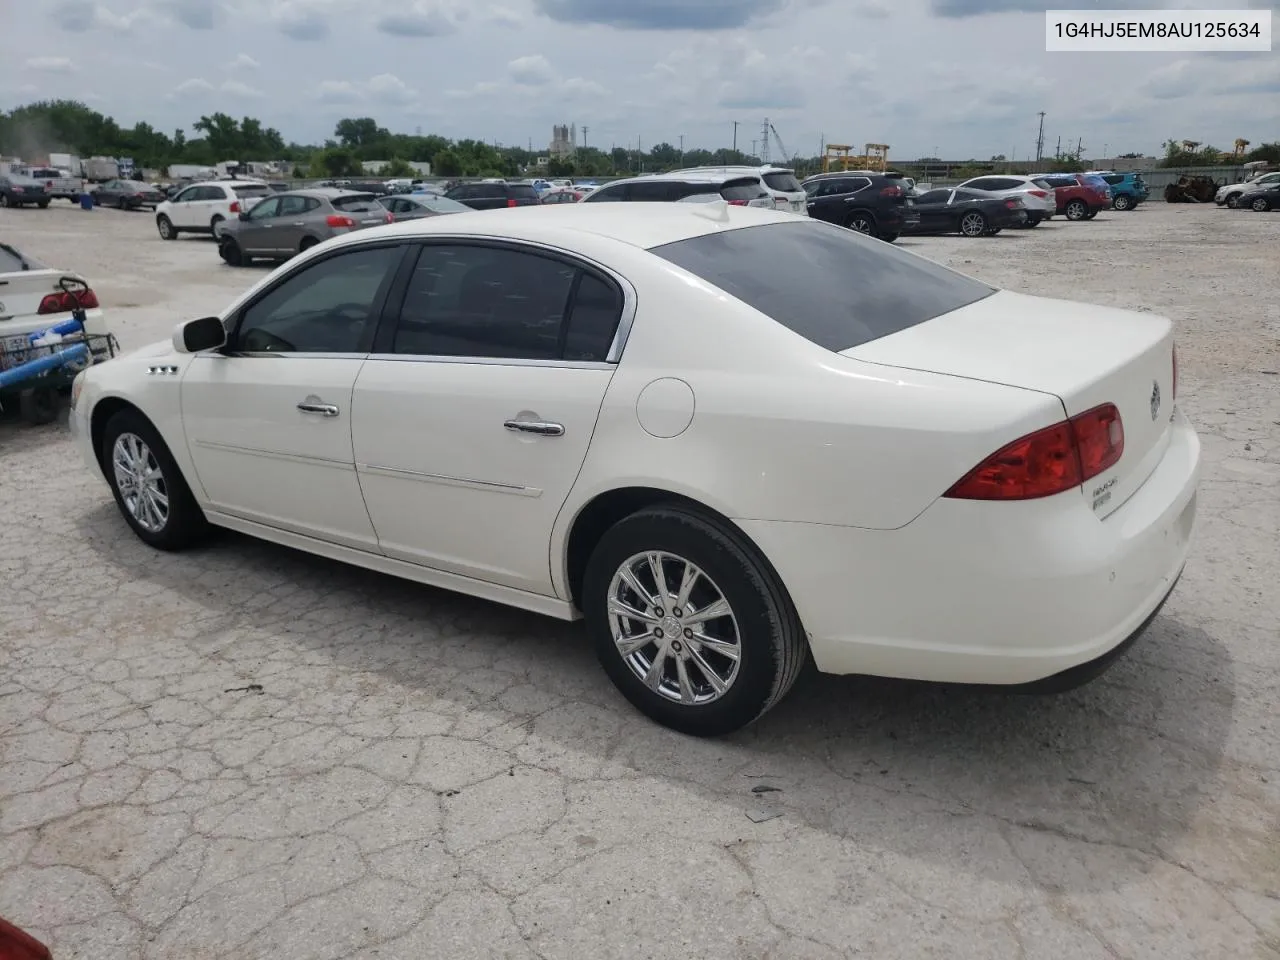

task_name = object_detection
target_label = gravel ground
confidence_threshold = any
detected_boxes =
[1,201,1278,960]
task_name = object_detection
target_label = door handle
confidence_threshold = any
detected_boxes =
[292,221,305,226]
[297,398,339,417]
[504,419,564,436]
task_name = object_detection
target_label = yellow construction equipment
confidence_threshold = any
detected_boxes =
[1234,138,1250,157]
[822,142,890,173]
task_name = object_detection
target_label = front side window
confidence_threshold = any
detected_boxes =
[233,245,403,354]
[627,181,674,202]
[278,195,312,216]
[247,197,281,220]
[914,189,950,204]
[652,220,995,353]
[173,187,198,202]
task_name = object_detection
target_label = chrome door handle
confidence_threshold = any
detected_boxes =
[297,399,339,417]
[504,419,564,436]
[292,221,305,226]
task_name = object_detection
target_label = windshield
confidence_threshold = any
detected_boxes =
[508,184,539,200]
[331,194,381,212]
[419,196,471,213]
[650,220,995,352]
[0,242,45,273]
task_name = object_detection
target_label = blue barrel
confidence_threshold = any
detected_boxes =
[0,343,90,389]
[80,192,94,210]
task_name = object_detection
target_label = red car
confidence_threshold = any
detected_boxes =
[1034,173,1110,221]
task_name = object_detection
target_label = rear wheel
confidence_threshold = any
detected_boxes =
[583,505,808,736]
[0,194,10,208]
[101,409,208,550]
[1251,196,1271,212]
[1065,199,1088,221]
[19,388,59,425]
[878,231,900,243]
[298,236,318,254]
[1113,194,1132,211]
[156,214,176,240]
[37,200,49,209]
[959,210,988,237]
[210,215,225,238]
[845,211,875,235]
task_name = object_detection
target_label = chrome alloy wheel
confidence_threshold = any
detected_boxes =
[960,212,986,236]
[112,432,169,532]
[607,551,742,705]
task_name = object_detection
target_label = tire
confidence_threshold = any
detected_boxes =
[156,214,176,240]
[37,200,49,209]
[1085,210,1098,219]
[845,211,875,235]
[582,505,808,736]
[219,237,245,266]
[877,232,899,243]
[298,236,318,254]
[0,194,9,208]
[101,408,208,550]
[959,210,988,237]
[1065,199,1088,221]
[1113,194,1132,211]
[1251,196,1270,212]
[1021,216,1040,228]
[19,388,59,425]
[1225,193,1242,209]
[210,215,225,239]
[987,227,1002,235]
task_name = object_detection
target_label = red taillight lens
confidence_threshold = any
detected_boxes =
[507,198,518,207]
[1028,189,1048,198]
[1005,199,1018,209]
[37,288,99,314]
[12,186,24,193]
[726,199,749,206]
[385,211,394,223]
[880,185,901,197]
[325,214,356,227]
[1171,344,1178,399]
[228,200,240,213]
[944,403,1124,501]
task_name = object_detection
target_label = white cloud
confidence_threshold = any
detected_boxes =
[221,79,264,98]
[170,77,216,97]
[508,55,555,86]
[168,77,265,100]
[317,74,419,105]
[24,57,77,73]
[227,53,261,70]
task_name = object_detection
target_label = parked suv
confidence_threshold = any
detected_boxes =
[1215,170,1280,208]
[445,181,541,210]
[154,179,273,239]
[955,175,1056,226]
[1032,173,1109,221]
[217,188,393,266]
[1095,171,1148,210]
[672,165,807,213]
[581,171,774,206]
[800,172,910,241]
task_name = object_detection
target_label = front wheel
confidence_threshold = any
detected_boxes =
[37,200,50,209]
[156,214,176,240]
[219,237,245,266]
[101,409,208,550]
[1113,194,1132,211]
[1226,194,1242,209]
[959,210,988,237]
[583,505,808,736]
[1065,199,1088,221]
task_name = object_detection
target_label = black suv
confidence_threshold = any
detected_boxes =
[801,173,910,242]
[445,181,541,210]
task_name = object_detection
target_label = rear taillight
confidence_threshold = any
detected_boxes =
[228,201,240,213]
[726,199,749,206]
[385,211,395,223]
[944,403,1124,501]
[37,288,100,314]
[507,198,518,207]
[1028,189,1048,198]
[880,185,902,197]
[1172,343,1178,399]
[12,186,24,193]
[1004,199,1019,209]
[325,214,356,227]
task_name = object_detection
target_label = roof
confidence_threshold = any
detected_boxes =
[329,201,801,252]
[185,179,269,188]
[675,164,796,175]
[602,170,766,187]
[287,187,374,198]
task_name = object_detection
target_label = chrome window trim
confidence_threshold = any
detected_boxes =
[365,354,614,371]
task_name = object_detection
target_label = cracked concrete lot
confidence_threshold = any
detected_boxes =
[1,201,1278,959]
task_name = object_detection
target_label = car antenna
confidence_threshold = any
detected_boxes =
[690,198,732,223]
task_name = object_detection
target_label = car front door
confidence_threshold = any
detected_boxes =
[167,186,198,226]
[235,196,283,254]
[350,241,626,596]
[273,195,312,252]
[180,243,407,549]
[911,189,951,230]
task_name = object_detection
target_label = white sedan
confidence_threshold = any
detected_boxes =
[69,203,1199,736]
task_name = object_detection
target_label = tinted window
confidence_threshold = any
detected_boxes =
[953,189,986,202]
[201,186,228,200]
[1103,174,1124,185]
[475,184,506,199]
[652,221,995,352]
[508,184,539,200]
[563,273,624,362]
[914,189,951,204]
[763,171,802,192]
[721,179,767,202]
[628,181,675,201]
[233,184,270,198]
[392,245,576,359]
[331,194,381,212]
[582,183,627,202]
[965,178,998,190]
[235,246,402,354]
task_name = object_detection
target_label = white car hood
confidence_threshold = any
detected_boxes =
[122,339,180,361]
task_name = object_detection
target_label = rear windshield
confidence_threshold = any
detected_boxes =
[28,169,61,179]
[650,221,995,352]
[720,178,767,202]
[508,184,539,199]
[233,184,270,197]
[763,171,802,192]
[331,193,381,212]
[0,243,45,272]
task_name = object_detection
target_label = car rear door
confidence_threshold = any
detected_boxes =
[273,194,313,252]
[350,240,627,596]
[235,196,283,254]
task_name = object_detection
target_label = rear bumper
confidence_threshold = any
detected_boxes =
[737,408,1200,685]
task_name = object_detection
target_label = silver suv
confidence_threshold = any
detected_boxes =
[672,165,807,214]
[581,170,774,207]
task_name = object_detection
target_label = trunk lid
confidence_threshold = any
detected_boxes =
[0,268,63,329]
[843,289,1177,518]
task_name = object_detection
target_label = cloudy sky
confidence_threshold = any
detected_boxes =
[3,0,1277,159]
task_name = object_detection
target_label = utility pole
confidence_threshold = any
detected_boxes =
[751,140,758,159]
[760,118,771,164]
[1055,135,1061,158]
[582,125,588,150]
[1076,137,1083,160]
[732,121,739,153]
[679,133,684,163]
[1035,111,1046,167]
[637,135,642,173]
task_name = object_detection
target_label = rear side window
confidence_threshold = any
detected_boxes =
[720,178,766,202]
[763,171,802,192]
[628,181,675,201]
[508,184,539,200]
[651,221,995,352]
[563,272,624,361]
[331,194,380,212]
[1103,174,1124,185]
[0,247,27,272]
[582,183,627,202]
[475,184,506,198]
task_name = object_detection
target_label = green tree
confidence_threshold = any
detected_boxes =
[193,113,242,159]
[432,149,463,176]
[380,157,417,177]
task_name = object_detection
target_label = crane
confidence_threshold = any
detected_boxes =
[769,122,793,166]
[759,118,794,166]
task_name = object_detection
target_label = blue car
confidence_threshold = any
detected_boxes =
[1097,172,1149,211]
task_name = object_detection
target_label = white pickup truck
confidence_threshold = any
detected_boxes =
[23,166,85,203]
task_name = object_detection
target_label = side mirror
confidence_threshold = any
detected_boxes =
[172,316,226,354]
[238,211,249,220]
